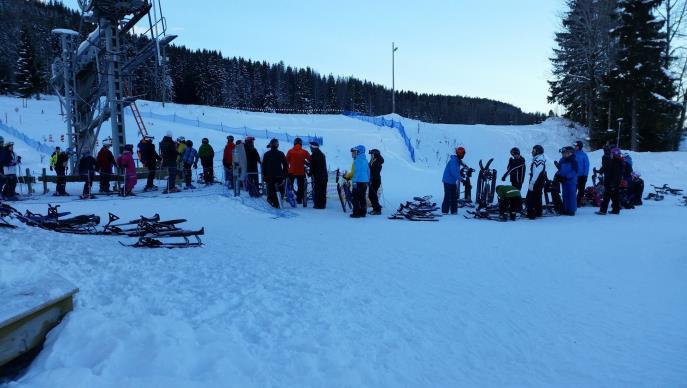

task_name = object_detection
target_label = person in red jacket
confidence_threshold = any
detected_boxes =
[222,135,235,188]
[96,139,116,193]
[285,137,311,206]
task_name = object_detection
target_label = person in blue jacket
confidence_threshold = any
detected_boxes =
[441,147,465,215]
[555,146,578,215]
[182,139,199,189]
[344,145,370,218]
[574,141,589,206]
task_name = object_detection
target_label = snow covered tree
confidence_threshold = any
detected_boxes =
[606,0,680,150]
[15,27,42,99]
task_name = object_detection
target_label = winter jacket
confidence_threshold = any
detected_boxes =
[575,150,590,177]
[159,136,178,168]
[49,152,58,168]
[0,148,17,174]
[309,148,328,182]
[496,185,522,199]
[622,154,634,186]
[344,145,370,183]
[223,142,235,168]
[116,151,136,176]
[177,142,186,162]
[442,155,462,184]
[245,143,261,173]
[55,152,69,171]
[556,155,578,184]
[78,155,97,175]
[286,144,311,176]
[138,141,159,166]
[198,143,215,161]
[96,147,115,172]
[369,154,384,181]
[602,156,625,189]
[502,156,526,187]
[262,148,288,178]
[528,154,547,191]
[182,147,199,165]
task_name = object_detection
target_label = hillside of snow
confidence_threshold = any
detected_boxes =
[1,95,686,387]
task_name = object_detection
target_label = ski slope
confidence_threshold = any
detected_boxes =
[1,95,686,387]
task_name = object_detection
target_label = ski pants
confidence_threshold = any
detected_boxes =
[2,174,16,198]
[184,163,193,187]
[510,178,523,191]
[82,172,95,196]
[499,197,522,216]
[526,178,545,219]
[145,161,157,189]
[166,166,177,191]
[224,164,233,188]
[463,177,472,202]
[312,178,327,209]
[442,182,458,214]
[351,182,368,217]
[576,176,587,205]
[56,168,67,195]
[368,178,382,212]
[562,180,577,215]
[266,176,284,208]
[600,186,621,214]
[99,171,112,192]
[201,158,214,184]
[124,174,137,195]
[289,174,306,203]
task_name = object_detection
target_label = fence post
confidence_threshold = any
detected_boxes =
[25,168,33,195]
[42,168,48,194]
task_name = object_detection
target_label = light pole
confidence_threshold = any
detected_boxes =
[616,117,623,147]
[392,42,398,114]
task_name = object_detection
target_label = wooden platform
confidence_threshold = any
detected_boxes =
[0,275,79,368]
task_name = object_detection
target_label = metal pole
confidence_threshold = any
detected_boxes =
[616,118,623,147]
[392,43,399,114]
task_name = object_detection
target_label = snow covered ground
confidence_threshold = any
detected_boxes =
[1,96,686,387]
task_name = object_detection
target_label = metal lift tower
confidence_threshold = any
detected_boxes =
[51,0,176,172]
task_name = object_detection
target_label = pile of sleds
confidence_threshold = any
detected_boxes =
[0,202,204,248]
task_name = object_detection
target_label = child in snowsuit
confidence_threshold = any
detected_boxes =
[368,149,384,215]
[526,145,547,219]
[308,141,328,209]
[496,185,522,221]
[501,147,525,190]
[96,141,115,193]
[555,146,578,215]
[182,140,199,189]
[78,150,97,198]
[116,144,137,196]
[198,138,215,185]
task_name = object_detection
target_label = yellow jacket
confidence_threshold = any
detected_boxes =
[177,143,186,161]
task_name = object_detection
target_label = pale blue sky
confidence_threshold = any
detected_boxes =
[60,0,563,113]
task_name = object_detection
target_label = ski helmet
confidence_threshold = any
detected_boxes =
[202,138,209,144]
[227,135,234,141]
[510,147,520,156]
[177,136,185,143]
[574,140,584,150]
[124,144,133,151]
[532,145,544,156]
[294,137,302,145]
[369,148,380,155]
[560,146,575,154]
[611,147,621,157]
[186,140,193,147]
[455,147,466,157]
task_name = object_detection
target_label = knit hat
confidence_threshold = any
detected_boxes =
[309,141,319,149]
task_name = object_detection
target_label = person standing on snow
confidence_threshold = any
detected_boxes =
[182,139,199,189]
[53,147,70,196]
[368,149,384,215]
[244,137,261,196]
[198,137,215,185]
[96,140,115,193]
[501,147,526,190]
[286,137,311,206]
[554,146,578,215]
[159,132,179,194]
[525,145,547,219]
[232,140,248,192]
[596,147,625,215]
[262,138,288,208]
[176,136,186,188]
[0,142,19,200]
[574,141,590,206]
[441,147,464,215]
[138,135,160,192]
[78,149,97,199]
[223,136,235,188]
[308,141,328,209]
[116,144,137,196]
[344,145,370,218]
[496,185,523,221]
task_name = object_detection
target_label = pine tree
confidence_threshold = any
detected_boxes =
[606,0,680,150]
[15,27,41,99]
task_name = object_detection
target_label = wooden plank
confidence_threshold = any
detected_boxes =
[0,276,79,367]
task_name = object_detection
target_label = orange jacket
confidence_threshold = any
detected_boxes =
[223,142,235,167]
[286,144,311,176]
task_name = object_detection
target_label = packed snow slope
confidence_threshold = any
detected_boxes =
[1,95,686,387]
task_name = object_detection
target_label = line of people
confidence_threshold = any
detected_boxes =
[441,141,640,219]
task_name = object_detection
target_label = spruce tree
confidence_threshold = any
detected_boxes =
[15,27,41,99]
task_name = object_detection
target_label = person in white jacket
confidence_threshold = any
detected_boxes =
[525,144,547,219]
